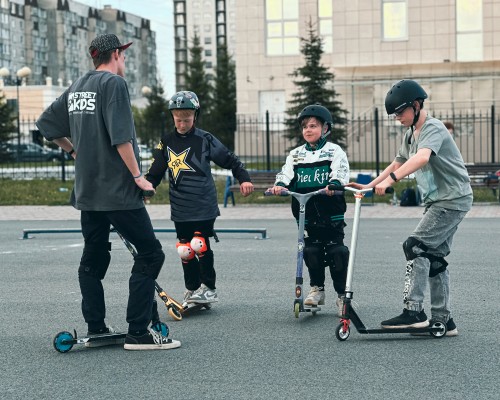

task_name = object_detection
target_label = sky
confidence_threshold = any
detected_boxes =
[76,0,175,96]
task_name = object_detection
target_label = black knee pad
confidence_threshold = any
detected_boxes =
[303,238,324,269]
[131,239,165,280]
[325,242,349,273]
[428,256,448,277]
[403,237,428,261]
[78,242,112,280]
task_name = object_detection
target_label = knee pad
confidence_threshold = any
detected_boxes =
[403,237,428,261]
[325,242,349,273]
[131,239,165,280]
[303,238,324,269]
[176,240,196,262]
[428,256,448,277]
[190,232,208,256]
[78,242,111,280]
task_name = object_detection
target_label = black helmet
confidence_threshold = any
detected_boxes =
[168,91,201,119]
[385,80,427,115]
[298,104,333,125]
[298,104,333,138]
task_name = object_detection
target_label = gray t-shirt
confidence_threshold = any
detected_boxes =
[395,115,472,211]
[36,70,143,211]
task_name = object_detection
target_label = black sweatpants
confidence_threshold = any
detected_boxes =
[79,207,159,334]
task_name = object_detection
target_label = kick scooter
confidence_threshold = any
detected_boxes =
[329,185,447,341]
[265,187,344,318]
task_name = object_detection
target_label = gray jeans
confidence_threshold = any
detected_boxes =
[403,205,467,322]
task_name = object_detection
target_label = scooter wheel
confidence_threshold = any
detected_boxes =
[53,331,74,353]
[168,306,183,321]
[335,323,350,341]
[151,321,170,337]
[294,303,300,318]
[430,321,447,338]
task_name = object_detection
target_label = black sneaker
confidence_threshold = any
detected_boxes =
[381,309,429,329]
[124,329,181,351]
[85,326,125,348]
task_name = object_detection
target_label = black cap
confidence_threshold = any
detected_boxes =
[89,34,132,58]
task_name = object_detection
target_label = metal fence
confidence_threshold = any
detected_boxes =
[2,107,500,180]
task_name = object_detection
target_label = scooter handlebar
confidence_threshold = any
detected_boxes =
[142,190,155,198]
[264,189,290,196]
[327,184,394,194]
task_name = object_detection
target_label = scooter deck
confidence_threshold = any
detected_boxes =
[181,302,212,315]
[53,330,127,353]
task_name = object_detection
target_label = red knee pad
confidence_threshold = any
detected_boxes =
[176,240,195,261]
[190,232,207,256]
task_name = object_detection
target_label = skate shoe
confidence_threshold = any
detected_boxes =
[304,286,325,306]
[410,317,458,337]
[182,289,194,307]
[336,295,345,317]
[381,309,429,329]
[187,283,218,304]
[124,328,181,351]
[85,325,125,348]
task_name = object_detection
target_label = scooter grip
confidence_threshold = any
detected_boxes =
[264,189,289,196]
[142,190,155,197]
[327,184,345,191]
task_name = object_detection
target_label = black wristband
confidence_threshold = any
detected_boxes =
[389,172,398,182]
[68,148,75,156]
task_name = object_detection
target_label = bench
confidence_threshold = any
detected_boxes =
[223,170,278,207]
[465,163,500,201]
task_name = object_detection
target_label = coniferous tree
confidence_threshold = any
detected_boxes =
[209,44,236,150]
[136,84,171,147]
[184,33,213,126]
[0,92,16,162]
[284,19,347,148]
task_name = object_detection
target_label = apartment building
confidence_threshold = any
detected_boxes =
[173,0,236,88]
[234,0,499,117]
[0,0,157,101]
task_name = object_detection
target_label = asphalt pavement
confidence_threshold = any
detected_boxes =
[0,204,499,399]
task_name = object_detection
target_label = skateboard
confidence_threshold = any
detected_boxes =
[53,322,169,353]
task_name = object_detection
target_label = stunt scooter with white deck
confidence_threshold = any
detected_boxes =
[330,185,447,341]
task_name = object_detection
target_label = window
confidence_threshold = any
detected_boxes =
[318,0,333,53]
[382,0,407,41]
[265,0,299,56]
[456,0,482,61]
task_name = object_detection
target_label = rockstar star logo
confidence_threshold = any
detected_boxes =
[167,147,195,183]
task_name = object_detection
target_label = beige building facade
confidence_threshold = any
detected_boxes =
[235,0,499,118]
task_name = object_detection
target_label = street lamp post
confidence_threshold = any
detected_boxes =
[0,66,32,160]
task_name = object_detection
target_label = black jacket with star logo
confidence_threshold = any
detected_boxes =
[146,127,251,222]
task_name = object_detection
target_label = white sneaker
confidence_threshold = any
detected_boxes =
[336,296,345,317]
[304,286,325,306]
[187,284,218,304]
[182,290,194,307]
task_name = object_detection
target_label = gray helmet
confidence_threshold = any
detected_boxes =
[297,104,333,138]
[168,91,200,119]
[385,79,427,115]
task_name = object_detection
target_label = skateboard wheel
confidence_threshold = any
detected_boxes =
[53,331,74,353]
[294,303,300,318]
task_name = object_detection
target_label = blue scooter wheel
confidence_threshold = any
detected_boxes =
[53,331,74,353]
[151,322,170,338]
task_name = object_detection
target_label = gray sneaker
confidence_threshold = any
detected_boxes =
[85,325,125,348]
[182,289,194,307]
[187,284,218,304]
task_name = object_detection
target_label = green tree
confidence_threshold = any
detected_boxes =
[184,33,213,126]
[135,85,170,148]
[208,44,237,150]
[0,92,16,162]
[284,19,347,148]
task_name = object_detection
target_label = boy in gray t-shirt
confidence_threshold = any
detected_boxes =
[349,79,472,336]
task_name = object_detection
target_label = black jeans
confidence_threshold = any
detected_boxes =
[79,208,159,333]
[174,219,216,290]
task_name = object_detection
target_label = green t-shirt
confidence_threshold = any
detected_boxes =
[395,115,473,211]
